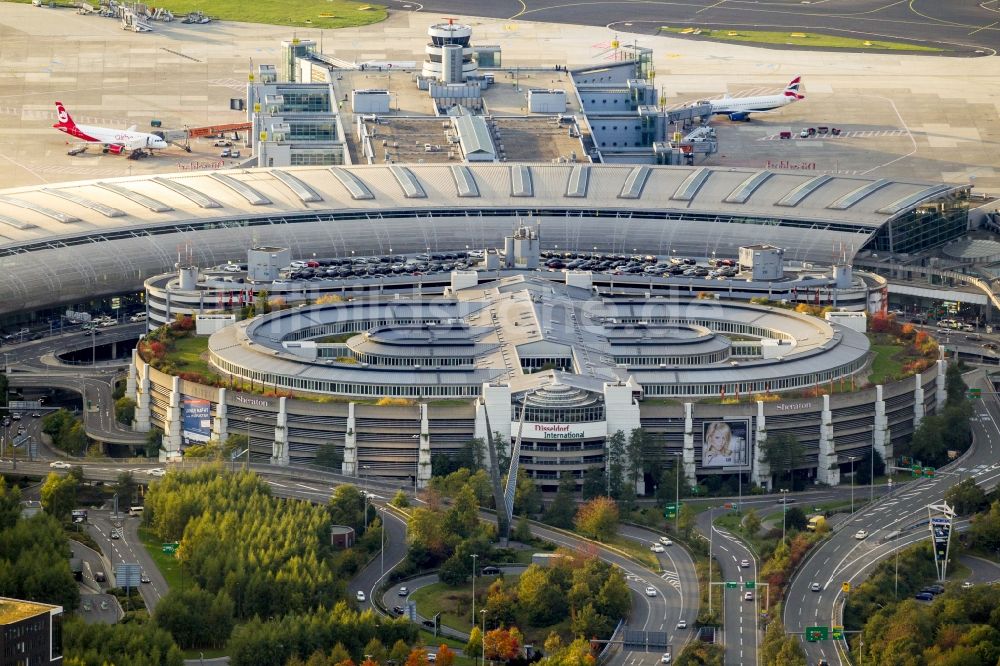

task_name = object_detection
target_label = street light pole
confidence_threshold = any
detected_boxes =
[849,456,856,513]
[380,509,385,576]
[471,553,478,625]
[244,417,252,471]
[479,609,487,666]
[708,506,714,615]
[870,438,875,503]
[780,488,789,543]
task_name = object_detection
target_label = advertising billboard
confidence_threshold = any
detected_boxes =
[931,517,951,563]
[182,398,212,443]
[701,419,750,468]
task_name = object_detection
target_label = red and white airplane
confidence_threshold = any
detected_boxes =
[53,101,168,154]
[699,76,805,121]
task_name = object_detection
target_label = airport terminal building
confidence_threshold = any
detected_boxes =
[0,163,966,491]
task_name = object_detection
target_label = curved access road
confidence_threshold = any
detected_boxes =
[787,371,1000,666]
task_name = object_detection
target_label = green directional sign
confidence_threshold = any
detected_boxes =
[664,503,680,519]
[968,388,982,399]
[161,542,179,555]
[745,581,756,589]
[923,467,935,478]
[831,627,844,640]
[725,581,738,589]
[805,626,828,642]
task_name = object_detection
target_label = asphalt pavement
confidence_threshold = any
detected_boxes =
[695,509,759,666]
[398,0,998,54]
[786,370,1000,666]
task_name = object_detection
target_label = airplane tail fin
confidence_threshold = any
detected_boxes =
[53,101,77,129]
[783,76,805,100]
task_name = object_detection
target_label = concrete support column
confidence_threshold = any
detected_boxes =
[682,402,697,487]
[134,361,151,432]
[162,376,183,462]
[935,359,947,408]
[913,373,926,429]
[342,402,357,476]
[417,403,432,489]
[816,394,840,486]
[873,385,891,461]
[473,383,512,448]
[126,349,137,398]
[752,401,771,491]
[212,388,228,444]
[272,396,289,466]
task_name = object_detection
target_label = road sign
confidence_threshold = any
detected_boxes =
[745,581,755,589]
[111,297,121,310]
[664,503,681,519]
[805,626,828,642]
[725,581,738,589]
[115,563,141,588]
[831,627,844,640]
[841,582,851,593]
[8,400,42,410]
[161,542,178,555]
[968,388,982,399]
[923,467,935,478]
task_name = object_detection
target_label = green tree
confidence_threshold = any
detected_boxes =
[514,470,542,516]
[626,429,645,495]
[945,478,988,515]
[675,641,725,666]
[444,486,481,539]
[606,430,626,499]
[744,509,762,537]
[314,442,343,470]
[544,474,577,529]
[0,479,21,531]
[390,490,410,509]
[465,626,483,659]
[854,447,885,486]
[574,497,619,541]
[513,515,533,543]
[784,507,808,532]
[363,638,387,665]
[113,471,136,507]
[581,467,605,501]
[945,363,966,405]
[677,504,696,539]
[571,603,610,638]
[145,427,164,458]
[969,500,1000,552]
[40,472,77,522]
[760,433,804,488]
[155,586,234,648]
[655,467,681,505]
[328,484,369,534]
[114,396,136,425]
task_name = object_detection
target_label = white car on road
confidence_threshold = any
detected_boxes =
[146,468,167,477]
[49,461,72,469]
[854,529,869,540]
[645,586,657,597]
[356,590,366,602]
[659,537,673,546]
[650,544,665,553]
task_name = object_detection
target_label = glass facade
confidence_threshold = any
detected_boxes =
[866,188,970,254]
[290,149,343,166]
[280,92,331,113]
[288,122,339,141]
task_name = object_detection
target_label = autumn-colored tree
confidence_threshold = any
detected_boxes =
[484,627,522,662]
[404,648,429,666]
[436,645,455,666]
[390,640,412,665]
[573,497,619,541]
[315,294,344,305]
[360,659,379,666]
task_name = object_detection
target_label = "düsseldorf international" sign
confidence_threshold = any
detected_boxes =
[532,424,586,440]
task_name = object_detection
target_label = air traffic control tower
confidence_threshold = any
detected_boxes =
[422,20,478,83]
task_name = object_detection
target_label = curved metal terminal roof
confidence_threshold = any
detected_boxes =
[0,164,961,316]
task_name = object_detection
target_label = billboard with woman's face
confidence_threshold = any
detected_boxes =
[702,419,750,468]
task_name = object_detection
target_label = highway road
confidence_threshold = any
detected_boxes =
[696,509,759,666]
[786,370,1000,666]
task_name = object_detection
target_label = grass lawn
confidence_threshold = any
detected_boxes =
[138,525,184,592]
[5,0,386,29]
[868,344,905,384]
[169,335,215,377]
[606,535,660,570]
[656,27,942,52]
